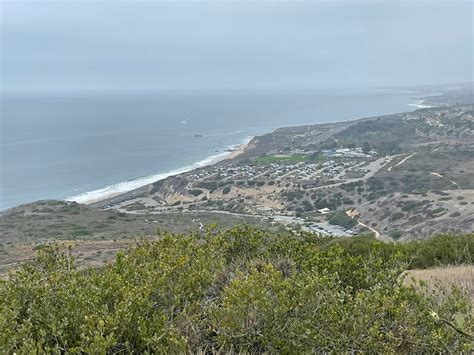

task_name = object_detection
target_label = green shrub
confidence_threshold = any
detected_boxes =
[389,211,405,221]
[405,234,473,269]
[401,200,424,212]
[430,207,445,215]
[328,211,357,229]
[389,230,402,240]
[0,228,472,353]
[342,197,354,205]
[188,189,203,196]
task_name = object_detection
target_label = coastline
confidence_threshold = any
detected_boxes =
[226,140,250,159]
[79,100,416,208]
[55,97,426,207]
[2,88,431,211]
[2,93,433,211]
[407,99,434,109]
[66,137,253,205]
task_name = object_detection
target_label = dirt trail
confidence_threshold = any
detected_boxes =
[387,153,416,172]
[345,209,381,239]
[395,154,415,166]
[430,172,459,188]
[357,220,380,239]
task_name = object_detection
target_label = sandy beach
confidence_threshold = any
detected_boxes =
[226,140,251,159]
[82,138,253,206]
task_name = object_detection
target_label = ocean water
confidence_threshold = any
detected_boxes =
[1,88,418,210]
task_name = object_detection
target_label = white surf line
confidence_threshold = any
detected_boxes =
[67,137,253,205]
[408,99,434,109]
[430,172,459,188]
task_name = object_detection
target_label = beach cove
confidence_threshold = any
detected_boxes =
[1,88,423,210]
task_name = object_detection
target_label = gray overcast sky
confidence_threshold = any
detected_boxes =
[1,0,472,91]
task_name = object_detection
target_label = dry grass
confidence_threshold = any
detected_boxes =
[403,265,474,301]
[0,238,151,279]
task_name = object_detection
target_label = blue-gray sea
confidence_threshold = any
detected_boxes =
[1,88,420,210]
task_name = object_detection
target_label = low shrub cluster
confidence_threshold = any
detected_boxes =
[331,233,473,269]
[0,227,472,353]
[327,211,358,229]
[188,189,203,197]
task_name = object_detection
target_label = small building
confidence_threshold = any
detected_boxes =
[346,208,360,218]
[318,207,331,215]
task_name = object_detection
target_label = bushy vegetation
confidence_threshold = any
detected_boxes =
[1,227,472,353]
[333,117,414,155]
[222,186,231,195]
[332,233,473,269]
[188,189,203,196]
[328,211,358,229]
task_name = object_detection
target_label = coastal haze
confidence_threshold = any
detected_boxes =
[1,2,473,350]
[2,1,471,91]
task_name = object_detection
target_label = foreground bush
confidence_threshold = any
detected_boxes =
[333,233,473,269]
[0,226,472,353]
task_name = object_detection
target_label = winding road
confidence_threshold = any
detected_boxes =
[357,220,380,239]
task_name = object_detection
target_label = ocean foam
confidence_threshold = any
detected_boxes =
[66,137,252,205]
[408,100,433,109]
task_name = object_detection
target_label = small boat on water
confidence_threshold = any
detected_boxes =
[180,120,188,125]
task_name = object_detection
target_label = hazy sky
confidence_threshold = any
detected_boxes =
[1,0,472,91]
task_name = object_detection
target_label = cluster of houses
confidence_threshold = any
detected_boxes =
[189,164,269,181]
[187,151,373,188]
[188,169,214,181]
[266,162,318,180]
[322,147,372,158]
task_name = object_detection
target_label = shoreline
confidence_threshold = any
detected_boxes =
[66,137,253,205]
[407,99,435,109]
[2,95,433,211]
[226,140,250,159]
[80,99,420,207]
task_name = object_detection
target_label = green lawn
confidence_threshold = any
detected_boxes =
[255,154,308,164]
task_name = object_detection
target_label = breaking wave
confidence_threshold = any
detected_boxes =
[66,137,252,204]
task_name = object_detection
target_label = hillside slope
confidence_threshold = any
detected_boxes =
[96,105,474,240]
[1,227,473,353]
